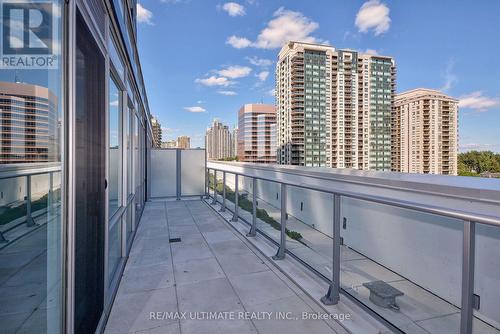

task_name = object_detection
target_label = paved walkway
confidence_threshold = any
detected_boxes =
[104,200,344,334]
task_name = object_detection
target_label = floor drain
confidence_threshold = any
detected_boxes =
[169,237,181,243]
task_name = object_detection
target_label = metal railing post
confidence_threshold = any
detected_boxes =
[205,168,210,199]
[272,183,287,260]
[176,149,181,200]
[220,171,226,212]
[231,174,239,222]
[460,220,476,334]
[322,193,341,305]
[48,172,54,218]
[246,177,257,237]
[26,175,36,227]
[211,170,218,204]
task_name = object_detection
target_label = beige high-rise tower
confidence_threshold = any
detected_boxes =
[276,41,396,170]
[205,119,234,160]
[393,89,458,175]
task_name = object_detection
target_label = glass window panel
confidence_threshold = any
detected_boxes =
[108,77,121,218]
[0,1,64,333]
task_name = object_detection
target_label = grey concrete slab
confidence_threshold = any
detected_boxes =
[170,242,213,263]
[176,277,243,313]
[105,287,178,334]
[173,257,225,286]
[229,270,295,307]
[202,230,239,244]
[217,252,269,277]
[246,295,337,334]
[416,312,499,334]
[120,264,175,294]
[180,316,257,334]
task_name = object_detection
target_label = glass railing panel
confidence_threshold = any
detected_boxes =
[284,187,334,279]
[180,149,205,196]
[473,223,500,333]
[108,217,122,282]
[150,149,177,198]
[0,170,62,334]
[341,199,463,333]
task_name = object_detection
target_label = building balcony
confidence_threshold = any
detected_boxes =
[4,153,500,334]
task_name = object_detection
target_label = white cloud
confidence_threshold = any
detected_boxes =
[363,49,379,56]
[226,35,252,48]
[161,127,179,134]
[195,76,233,87]
[218,90,238,96]
[440,59,457,92]
[459,143,500,151]
[220,2,246,16]
[459,92,500,112]
[227,8,324,49]
[217,65,252,78]
[184,106,206,113]
[137,3,153,25]
[257,71,269,81]
[110,100,119,107]
[267,88,276,97]
[355,0,390,36]
[246,56,273,67]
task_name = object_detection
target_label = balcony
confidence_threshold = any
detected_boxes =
[6,152,499,334]
[102,155,500,334]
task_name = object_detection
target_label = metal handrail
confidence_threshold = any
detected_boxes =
[205,165,499,334]
[207,166,500,228]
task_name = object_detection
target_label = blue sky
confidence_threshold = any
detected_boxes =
[136,0,500,150]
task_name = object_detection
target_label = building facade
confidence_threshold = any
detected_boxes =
[205,119,234,160]
[151,117,162,148]
[276,41,396,170]
[0,1,152,333]
[0,82,59,163]
[176,135,190,149]
[161,140,177,148]
[237,104,277,163]
[393,89,458,175]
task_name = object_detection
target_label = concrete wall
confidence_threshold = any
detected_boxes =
[223,172,500,328]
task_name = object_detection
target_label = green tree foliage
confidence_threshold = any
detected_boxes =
[458,151,500,176]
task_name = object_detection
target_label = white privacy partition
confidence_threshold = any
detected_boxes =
[150,149,177,198]
[181,149,205,196]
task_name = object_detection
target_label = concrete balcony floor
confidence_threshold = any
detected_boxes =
[104,200,347,334]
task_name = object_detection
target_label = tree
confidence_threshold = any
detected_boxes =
[458,151,500,176]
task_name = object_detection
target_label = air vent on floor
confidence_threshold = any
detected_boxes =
[169,237,181,243]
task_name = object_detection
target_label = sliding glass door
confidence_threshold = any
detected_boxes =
[74,10,106,334]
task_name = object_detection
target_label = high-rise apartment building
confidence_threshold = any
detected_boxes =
[0,82,59,163]
[176,136,191,149]
[232,127,239,157]
[161,140,177,148]
[393,89,458,175]
[276,41,396,170]
[205,119,234,160]
[151,117,162,148]
[237,104,277,163]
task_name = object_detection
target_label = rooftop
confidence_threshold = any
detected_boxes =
[104,200,351,334]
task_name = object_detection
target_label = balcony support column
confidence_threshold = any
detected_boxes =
[231,174,239,222]
[322,193,341,305]
[460,220,476,334]
[220,172,226,212]
[272,183,287,260]
[246,177,257,237]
